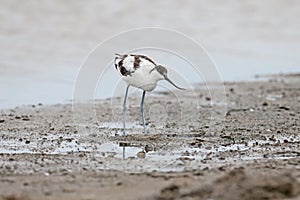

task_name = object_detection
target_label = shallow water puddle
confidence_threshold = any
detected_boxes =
[0,131,299,172]
[96,139,300,169]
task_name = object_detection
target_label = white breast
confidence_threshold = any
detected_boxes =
[115,54,164,91]
[123,64,162,91]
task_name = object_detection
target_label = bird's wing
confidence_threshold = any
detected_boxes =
[115,54,135,76]
[115,54,157,76]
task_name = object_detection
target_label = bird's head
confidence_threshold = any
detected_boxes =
[156,65,185,90]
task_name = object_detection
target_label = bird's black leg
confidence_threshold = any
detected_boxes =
[123,85,130,136]
[141,90,147,134]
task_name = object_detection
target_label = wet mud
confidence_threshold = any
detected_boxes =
[0,75,300,200]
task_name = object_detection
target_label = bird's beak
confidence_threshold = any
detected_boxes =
[165,76,186,90]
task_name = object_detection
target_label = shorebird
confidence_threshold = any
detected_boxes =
[114,53,185,135]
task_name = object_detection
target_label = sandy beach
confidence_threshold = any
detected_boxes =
[0,74,299,200]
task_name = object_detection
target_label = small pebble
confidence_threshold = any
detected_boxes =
[119,141,131,147]
[145,145,153,152]
[62,188,75,193]
[137,151,146,158]
[0,119,5,123]
[44,191,52,196]
[116,182,122,186]
[43,172,50,176]
[279,106,290,110]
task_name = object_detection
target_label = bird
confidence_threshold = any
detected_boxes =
[114,53,185,135]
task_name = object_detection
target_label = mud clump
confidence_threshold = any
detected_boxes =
[1,195,29,200]
[210,169,300,200]
[164,169,300,200]
[157,185,180,200]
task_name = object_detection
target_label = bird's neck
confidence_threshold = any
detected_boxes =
[151,69,164,81]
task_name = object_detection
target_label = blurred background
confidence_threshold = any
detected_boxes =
[0,0,299,109]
